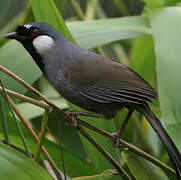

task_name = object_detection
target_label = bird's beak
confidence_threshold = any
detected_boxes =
[3,32,18,39]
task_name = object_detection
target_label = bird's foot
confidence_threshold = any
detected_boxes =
[66,110,105,118]
[112,131,122,148]
[71,115,78,127]
[65,111,79,127]
[112,132,121,148]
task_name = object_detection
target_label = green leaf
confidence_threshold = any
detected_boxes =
[130,36,156,83]
[67,16,151,49]
[0,0,27,30]
[16,99,67,119]
[0,12,23,37]
[165,0,180,6]
[45,139,96,177]
[0,41,41,96]
[122,149,169,180]
[30,112,88,161]
[0,142,53,180]
[30,0,151,49]
[148,7,181,151]
[30,0,75,43]
[142,0,165,8]
[0,115,95,177]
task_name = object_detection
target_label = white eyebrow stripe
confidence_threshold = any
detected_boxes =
[24,24,32,29]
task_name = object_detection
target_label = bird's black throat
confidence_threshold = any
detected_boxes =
[22,41,45,73]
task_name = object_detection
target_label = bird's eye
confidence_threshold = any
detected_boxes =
[31,29,39,36]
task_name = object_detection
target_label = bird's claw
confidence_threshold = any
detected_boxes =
[65,111,79,127]
[112,132,121,148]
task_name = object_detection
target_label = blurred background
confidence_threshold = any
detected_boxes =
[0,0,181,179]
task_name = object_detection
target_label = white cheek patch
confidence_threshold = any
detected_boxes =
[32,35,54,55]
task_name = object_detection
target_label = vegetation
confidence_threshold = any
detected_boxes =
[0,0,181,179]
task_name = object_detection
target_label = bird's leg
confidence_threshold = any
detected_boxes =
[65,110,106,127]
[66,110,106,118]
[113,109,134,147]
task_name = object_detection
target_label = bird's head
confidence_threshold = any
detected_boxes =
[3,22,62,56]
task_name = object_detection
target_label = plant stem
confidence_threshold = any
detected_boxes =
[110,0,130,16]
[34,110,49,162]
[0,95,9,144]
[0,80,32,158]
[78,126,131,179]
[58,120,67,180]
[70,0,106,56]
[77,118,175,176]
[89,0,106,19]
[0,65,69,119]
[0,87,48,109]
[0,65,175,177]
[69,0,85,20]
[2,94,63,180]
[0,85,175,176]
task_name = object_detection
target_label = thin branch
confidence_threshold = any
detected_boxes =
[110,0,130,16]
[0,65,72,121]
[2,94,63,180]
[58,120,67,180]
[0,65,130,177]
[34,110,49,162]
[69,0,85,20]
[0,95,9,144]
[0,87,48,109]
[77,118,175,176]
[0,81,32,158]
[0,85,175,176]
[70,0,106,56]
[0,65,175,177]
[78,126,131,179]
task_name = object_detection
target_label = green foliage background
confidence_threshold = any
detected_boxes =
[0,0,181,179]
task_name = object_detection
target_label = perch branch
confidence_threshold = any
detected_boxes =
[0,65,175,177]
[0,91,63,180]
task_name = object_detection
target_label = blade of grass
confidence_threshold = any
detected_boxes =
[0,93,9,144]
[34,110,49,162]
[148,7,181,150]
[0,80,32,158]
[0,68,175,176]
[30,0,75,43]
[110,0,130,16]
[4,95,63,180]
[58,119,67,180]
[122,149,170,180]
[0,142,54,180]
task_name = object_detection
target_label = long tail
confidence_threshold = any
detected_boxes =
[137,103,181,179]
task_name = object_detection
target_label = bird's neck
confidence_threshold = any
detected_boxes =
[22,42,45,73]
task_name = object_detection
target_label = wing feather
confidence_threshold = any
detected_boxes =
[80,85,149,104]
[65,53,157,105]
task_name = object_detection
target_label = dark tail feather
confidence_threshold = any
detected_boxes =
[137,103,181,179]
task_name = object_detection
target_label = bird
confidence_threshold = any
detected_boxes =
[4,22,181,179]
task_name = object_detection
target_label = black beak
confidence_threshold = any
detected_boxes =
[3,32,18,39]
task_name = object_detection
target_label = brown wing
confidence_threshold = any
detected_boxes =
[65,54,157,105]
